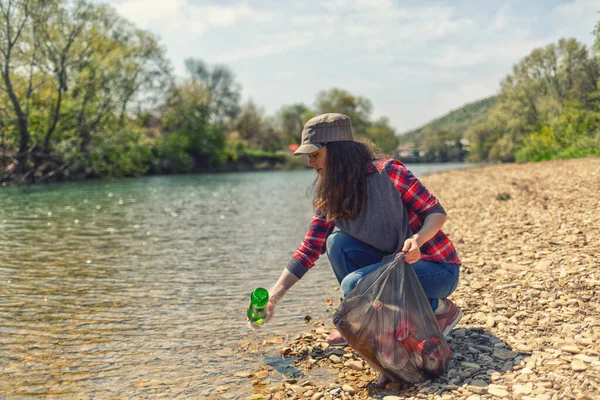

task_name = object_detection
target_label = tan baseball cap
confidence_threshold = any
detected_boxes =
[293,113,354,155]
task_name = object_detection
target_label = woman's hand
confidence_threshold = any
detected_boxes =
[248,268,298,329]
[249,298,277,329]
[402,236,421,264]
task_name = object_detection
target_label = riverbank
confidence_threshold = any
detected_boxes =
[0,155,470,187]
[248,157,600,400]
[0,151,307,186]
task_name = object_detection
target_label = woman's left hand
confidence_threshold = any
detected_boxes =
[402,237,421,264]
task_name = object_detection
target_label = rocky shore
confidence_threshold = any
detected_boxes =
[245,157,600,400]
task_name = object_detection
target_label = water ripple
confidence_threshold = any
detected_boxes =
[0,171,344,397]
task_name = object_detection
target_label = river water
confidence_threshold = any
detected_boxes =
[0,163,473,398]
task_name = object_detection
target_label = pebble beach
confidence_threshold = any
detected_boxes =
[243,157,600,400]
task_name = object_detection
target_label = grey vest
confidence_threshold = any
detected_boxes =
[335,166,412,254]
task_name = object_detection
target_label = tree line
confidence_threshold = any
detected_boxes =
[400,32,600,163]
[466,34,600,162]
[2,0,599,185]
[0,0,399,184]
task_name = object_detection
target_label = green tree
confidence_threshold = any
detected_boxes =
[184,58,241,129]
[516,104,600,161]
[0,0,46,173]
[276,103,309,145]
[161,80,225,169]
[233,100,284,152]
[38,0,93,154]
[365,117,399,155]
[0,0,172,180]
[114,29,172,122]
[314,88,372,136]
[469,37,599,162]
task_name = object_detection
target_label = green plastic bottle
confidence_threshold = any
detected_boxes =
[247,287,269,326]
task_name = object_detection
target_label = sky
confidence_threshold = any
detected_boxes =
[100,0,600,133]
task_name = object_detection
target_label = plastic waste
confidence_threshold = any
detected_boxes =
[333,254,451,383]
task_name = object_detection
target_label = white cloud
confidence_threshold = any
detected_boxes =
[489,1,511,32]
[432,45,489,68]
[113,0,272,36]
[431,33,547,69]
[275,71,295,80]
[348,0,395,12]
[111,0,472,64]
[550,0,600,47]
[314,3,474,56]
[425,5,546,70]
[213,32,315,62]
[552,0,600,18]
[100,0,600,131]
[402,16,472,40]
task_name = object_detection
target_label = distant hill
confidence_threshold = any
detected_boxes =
[399,95,498,145]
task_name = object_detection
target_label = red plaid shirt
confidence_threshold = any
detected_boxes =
[291,159,461,270]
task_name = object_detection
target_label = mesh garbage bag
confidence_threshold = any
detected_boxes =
[333,254,451,384]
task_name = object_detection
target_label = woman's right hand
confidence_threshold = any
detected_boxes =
[249,268,298,329]
[249,298,277,329]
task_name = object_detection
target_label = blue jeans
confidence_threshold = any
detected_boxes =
[326,231,460,310]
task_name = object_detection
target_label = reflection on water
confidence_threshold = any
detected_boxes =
[0,163,472,397]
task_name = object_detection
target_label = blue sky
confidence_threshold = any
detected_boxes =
[102,0,600,133]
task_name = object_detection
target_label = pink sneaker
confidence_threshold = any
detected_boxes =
[435,299,463,337]
[326,330,348,346]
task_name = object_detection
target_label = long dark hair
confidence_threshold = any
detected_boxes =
[311,137,386,221]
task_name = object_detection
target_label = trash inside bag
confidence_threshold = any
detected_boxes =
[333,254,451,384]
